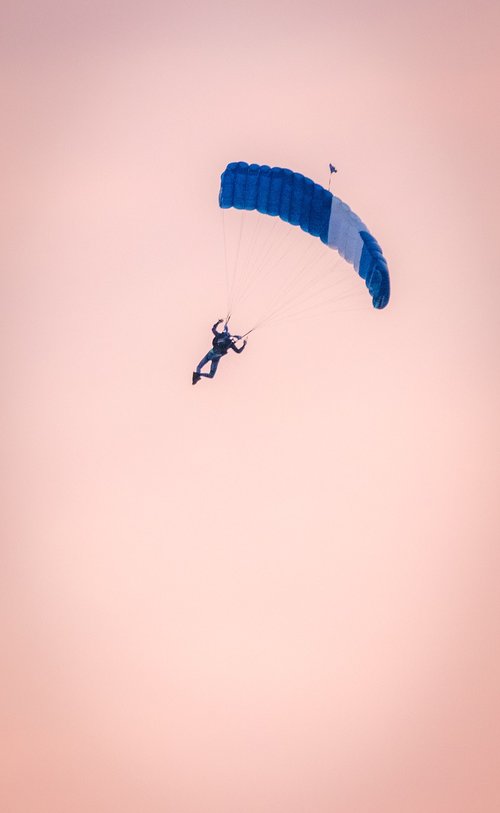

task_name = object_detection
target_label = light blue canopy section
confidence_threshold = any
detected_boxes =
[219,161,390,309]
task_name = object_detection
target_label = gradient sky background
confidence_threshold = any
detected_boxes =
[2,2,500,811]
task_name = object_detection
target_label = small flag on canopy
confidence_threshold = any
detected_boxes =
[328,163,337,191]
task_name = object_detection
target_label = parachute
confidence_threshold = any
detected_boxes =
[219,162,390,312]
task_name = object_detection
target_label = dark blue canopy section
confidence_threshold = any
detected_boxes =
[219,161,332,244]
[359,232,391,310]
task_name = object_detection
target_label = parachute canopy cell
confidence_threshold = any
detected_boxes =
[219,161,390,309]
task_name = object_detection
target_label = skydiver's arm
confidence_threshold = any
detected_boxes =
[212,319,224,336]
[231,340,247,354]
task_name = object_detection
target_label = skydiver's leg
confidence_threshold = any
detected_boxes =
[196,352,213,374]
[199,356,221,379]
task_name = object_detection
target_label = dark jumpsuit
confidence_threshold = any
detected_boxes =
[195,322,245,379]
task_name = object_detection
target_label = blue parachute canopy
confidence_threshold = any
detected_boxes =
[219,161,390,309]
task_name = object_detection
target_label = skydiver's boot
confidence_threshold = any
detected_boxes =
[192,372,201,385]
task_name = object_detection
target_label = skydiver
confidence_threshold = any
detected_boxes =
[192,319,247,384]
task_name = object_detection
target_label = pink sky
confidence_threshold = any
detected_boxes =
[2,2,500,811]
